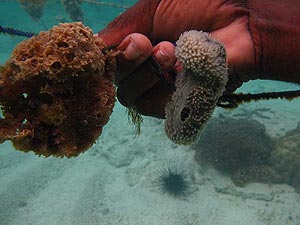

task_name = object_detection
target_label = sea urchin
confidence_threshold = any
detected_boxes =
[155,163,190,197]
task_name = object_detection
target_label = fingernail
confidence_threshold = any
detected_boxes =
[123,38,142,61]
[154,47,170,64]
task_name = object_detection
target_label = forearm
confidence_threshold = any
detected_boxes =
[97,0,161,46]
[249,0,300,83]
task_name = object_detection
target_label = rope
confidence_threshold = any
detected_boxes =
[0,26,37,38]
[217,90,300,109]
[2,24,299,110]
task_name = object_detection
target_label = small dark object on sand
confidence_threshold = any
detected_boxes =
[154,163,191,197]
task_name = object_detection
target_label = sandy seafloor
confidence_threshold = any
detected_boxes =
[0,1,300,225]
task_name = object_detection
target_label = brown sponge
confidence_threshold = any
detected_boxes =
[0,22,116,157]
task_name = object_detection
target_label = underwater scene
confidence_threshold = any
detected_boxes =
[0,1,300,225]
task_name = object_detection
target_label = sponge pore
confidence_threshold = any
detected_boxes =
[0,22,116,157]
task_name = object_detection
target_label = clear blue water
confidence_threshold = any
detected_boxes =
[0,0,132,63]
[1,1,300,225]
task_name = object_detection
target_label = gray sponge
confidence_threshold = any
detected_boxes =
[165,30,228,144]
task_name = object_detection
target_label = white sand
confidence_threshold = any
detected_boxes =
[1,80,300,225]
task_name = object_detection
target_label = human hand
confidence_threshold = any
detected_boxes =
[96,0,300,118]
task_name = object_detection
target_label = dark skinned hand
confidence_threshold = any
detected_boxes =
[95,0,300,118]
